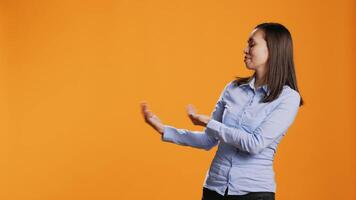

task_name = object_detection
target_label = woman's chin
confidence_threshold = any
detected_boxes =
[244,63,255,70]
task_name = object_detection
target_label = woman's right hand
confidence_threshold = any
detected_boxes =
[186,104,211,127]
[140,101,164,135]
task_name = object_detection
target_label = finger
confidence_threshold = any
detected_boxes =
[140,101,147,108]
[142,104,150,115]
[140,102,147,111]
[141,102,148,110]
[147,112,154,118]
[186,104,196,115]
[144,112,153,121]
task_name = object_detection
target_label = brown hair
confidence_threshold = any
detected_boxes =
[233,22,304,106]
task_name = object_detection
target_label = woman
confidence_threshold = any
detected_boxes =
[140,22,304,200]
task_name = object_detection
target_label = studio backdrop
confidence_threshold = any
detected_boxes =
[0,0,355,200]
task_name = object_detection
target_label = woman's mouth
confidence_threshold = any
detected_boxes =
[244,56,251,62]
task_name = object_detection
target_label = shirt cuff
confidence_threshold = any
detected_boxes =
[161,125,174,142]
[206,119,222,138]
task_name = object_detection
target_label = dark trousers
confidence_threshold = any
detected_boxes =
[202,187,275,200]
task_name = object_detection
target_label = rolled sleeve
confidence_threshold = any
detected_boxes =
[206,119,222,139]
[160,125,218,151]
[161,125,173,142]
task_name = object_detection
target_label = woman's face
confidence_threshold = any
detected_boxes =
[243,28,269,71]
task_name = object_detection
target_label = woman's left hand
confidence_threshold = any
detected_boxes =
[186,104,211,127]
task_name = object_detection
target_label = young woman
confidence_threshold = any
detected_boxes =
[140,22,304,200]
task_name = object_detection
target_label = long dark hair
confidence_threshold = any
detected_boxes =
[233,22,304,106]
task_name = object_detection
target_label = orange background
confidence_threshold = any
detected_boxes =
[1,0,355,199]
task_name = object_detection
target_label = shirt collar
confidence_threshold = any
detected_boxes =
[239,75,269,94]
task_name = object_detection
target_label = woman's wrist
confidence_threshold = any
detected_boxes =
[205,118,211,127]
[157,125,164,135]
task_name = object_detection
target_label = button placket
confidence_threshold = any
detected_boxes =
[249,91,256,106]
[239,90,256,127]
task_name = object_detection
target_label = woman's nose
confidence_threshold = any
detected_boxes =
[243,45,249,54]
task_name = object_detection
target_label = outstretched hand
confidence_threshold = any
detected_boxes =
[140,101,210,136]
[186,104,211,127]
[140,101,164,135]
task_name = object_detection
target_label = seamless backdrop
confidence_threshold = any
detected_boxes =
[0,0,355,200]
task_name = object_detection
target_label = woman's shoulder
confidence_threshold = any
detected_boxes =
[225,79,245,89]
[220,79,236,92]
[282,85,300,97]
[279,85,301,104]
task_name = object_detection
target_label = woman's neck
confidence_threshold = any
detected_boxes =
[254,73,266,88]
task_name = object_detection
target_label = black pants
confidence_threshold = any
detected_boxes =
[202,187,275,200]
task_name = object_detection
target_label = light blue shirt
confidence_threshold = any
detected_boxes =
[161,75,301,195]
